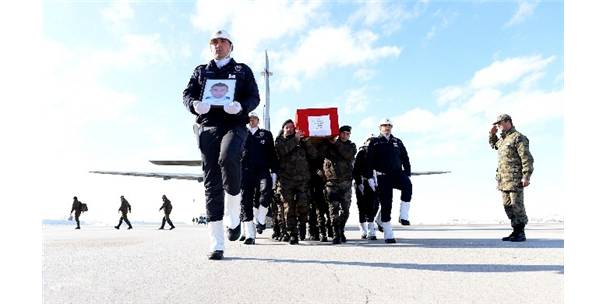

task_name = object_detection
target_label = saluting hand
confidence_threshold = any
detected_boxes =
[490,125,498,135]
[521,177,530,187]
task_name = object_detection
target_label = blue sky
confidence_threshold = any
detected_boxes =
[36,0,563,224]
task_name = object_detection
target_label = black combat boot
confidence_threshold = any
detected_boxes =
[298,224,307,241]
[502,226,516,241]
[208,250,224,260]
[332,226,342,244]
[272,225,281,240]
[510,224,527,242]
[239,235,246,241]
[340,224,347,243]
[399,219,410,226]
[281,232,290,242]
[244,238,255,245]
[289,234,299,245]
[227,224,241,241]
[256,223,266,234]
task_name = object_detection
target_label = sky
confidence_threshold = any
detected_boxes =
[30,0,564,225]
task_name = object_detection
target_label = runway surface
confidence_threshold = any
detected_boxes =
[43,223,563,304]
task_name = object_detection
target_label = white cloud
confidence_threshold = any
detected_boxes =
[354,68,377,81]
[435,85,464,105]
[505,0,540,27]
[278,26,401,90]
[191,0,322,63]
[89,34,171,72]
[425,9,457,41]
[102,0,134,27]
[348,0,427,34]
[470,55,555,89]
[343,87,370,114]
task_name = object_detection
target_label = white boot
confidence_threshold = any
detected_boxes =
[208,220,225,252]
[367,222,377,240]
[359,222,368,239]
[243,221,256,244]
[399,201,410,223]
[374,212,383,232]
[224,192,242,229]
[383,221,396,243]
[252,207,259,225]
[256,206,268,225]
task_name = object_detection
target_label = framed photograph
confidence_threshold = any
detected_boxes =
[201,79,236,106]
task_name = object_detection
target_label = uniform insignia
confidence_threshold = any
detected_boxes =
[235,65,242,72]
[260,131,264,136]
[393,143,398,147]
[260,140,265,144]
[228,74,236,78]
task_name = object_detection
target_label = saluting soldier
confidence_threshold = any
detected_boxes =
[158,195,175,230]
[323,125,356,244]
[183,30,260,260]
[114,195,132,230]
[489,114,534,242]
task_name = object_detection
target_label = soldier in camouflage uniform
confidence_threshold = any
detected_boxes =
[274,119,318,245]
[323,125,356,244]
[114,195,133,230]
[70,196,83,230]
[309,156,332,242]
[489,114,534,242]
[158,195,175,230]
[270,180,288,241]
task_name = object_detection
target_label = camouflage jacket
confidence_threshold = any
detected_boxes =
[489,127,534,191]
[275,134,318,184]
[159,199,172,214]
[323,138,356,182]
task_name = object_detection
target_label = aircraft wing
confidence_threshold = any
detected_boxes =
[411,171,451,176]
[89,170,204,182]
[149,160,201,166]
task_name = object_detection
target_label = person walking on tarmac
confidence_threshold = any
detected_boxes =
[353,137,380,240]
[239,112,278,245]
[275,119,318,245]
[70,196,83,230]
[366,118,413,243]
[158,195,176,230]
[183,30,260,260]
[323,125,356,244]
[114,195,132,230]
[489,114,534,242]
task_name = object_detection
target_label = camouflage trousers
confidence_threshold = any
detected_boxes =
[281,180,309,234]
[326,180,352,231]
[271,188,286,234]
[501,190,528,226]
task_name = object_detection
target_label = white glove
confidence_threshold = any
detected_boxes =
[368,178,377,192]
[271,173,277,187]
[193,100,211,114]
[223,101,242,114]
[357,183,364,193]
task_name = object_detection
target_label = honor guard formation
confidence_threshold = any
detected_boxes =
[72,30,534,261]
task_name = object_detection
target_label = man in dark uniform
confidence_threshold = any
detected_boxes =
[323,125,356,244]
[239,112,278,245]
[114,195,132,230]
[158,195,175,230]
[183,30,259,260]
[366,118,412,243]
[275,119,318,245]
[353,137,380,240]
[70,196,83,230]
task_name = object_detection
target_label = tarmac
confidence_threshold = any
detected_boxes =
[43,223,563,304]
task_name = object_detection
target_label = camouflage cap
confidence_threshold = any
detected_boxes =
[493,114,512,125]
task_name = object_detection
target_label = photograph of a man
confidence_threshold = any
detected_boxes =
[202,79,235,106]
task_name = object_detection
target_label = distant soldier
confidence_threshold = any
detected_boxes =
[70,196,83,230]
[158,195,175,230]
[275,119,318,244]
[114,195,132,230]
[489,114,534,242]
[323,125,356,244]
[239,112,278,245]
[353,137,380,240]
[366,118,413,243]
